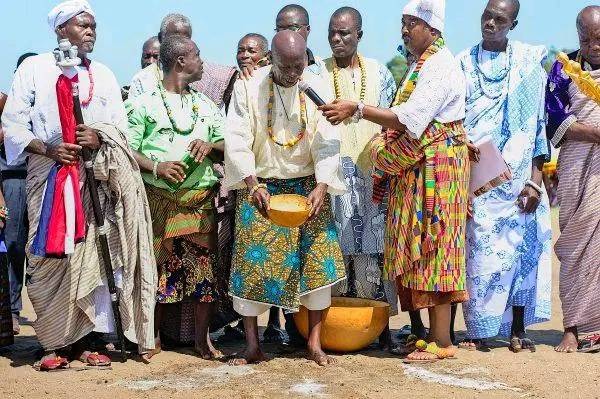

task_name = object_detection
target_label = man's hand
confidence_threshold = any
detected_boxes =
[47,142,82,165]
[156,161,187,184]
[307,183,328,221]
[251,187,270,218]
[467,197,474,219]
[467,141,481,162]
[75,124,101,150]
[517,185,541,214]
[188,139,213,163]
[318,100,357,125]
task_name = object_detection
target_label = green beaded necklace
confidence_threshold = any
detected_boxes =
[157,80,200,136]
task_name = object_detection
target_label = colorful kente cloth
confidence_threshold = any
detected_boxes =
[146,185,217,304]
[372,122,469,292]
[370,38,468,293]
[547,52,600,334]
[458,41,552,338]
[229,176,345,310]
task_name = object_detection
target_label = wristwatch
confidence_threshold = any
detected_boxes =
[352,101,365,123]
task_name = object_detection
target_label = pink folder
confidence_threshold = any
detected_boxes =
[469,139,512,197]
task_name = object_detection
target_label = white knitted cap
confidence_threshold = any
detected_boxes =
[402,0,445,33]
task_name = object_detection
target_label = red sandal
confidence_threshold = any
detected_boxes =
[38,356,69,371]
[79,351,111,367]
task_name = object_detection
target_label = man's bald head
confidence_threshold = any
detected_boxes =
[271,31,307,87]
[331,6,362,30]
[577,6,600,33]
[481,0,520,46]
[577,6,600,67]
[272,30,306,60]
[277,4,309,25]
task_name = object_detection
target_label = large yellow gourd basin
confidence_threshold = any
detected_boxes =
[293,297,390,353]
[267,194,310,228]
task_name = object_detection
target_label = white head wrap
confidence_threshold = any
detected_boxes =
[402,0,445,33]
[48,0,95,31]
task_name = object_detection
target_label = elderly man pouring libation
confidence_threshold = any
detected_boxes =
[224,31,346,366]
[1,0,157,370]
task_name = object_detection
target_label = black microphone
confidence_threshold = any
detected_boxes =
[298,81,326,106]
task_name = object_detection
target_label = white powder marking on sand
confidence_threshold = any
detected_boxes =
[289,379,329,397]
[453,366,492,376]
[200,365,256,378]
[402,364,522,392]
[118,365,256,391]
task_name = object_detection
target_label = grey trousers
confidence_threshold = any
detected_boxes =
[2,177,27,316]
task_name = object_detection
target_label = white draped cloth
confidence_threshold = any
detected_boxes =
[224,65,345,195]
[2,53,126,165]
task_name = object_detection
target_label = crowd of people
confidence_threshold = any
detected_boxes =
[0,0,599,371]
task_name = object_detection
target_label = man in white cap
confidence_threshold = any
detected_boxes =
[319,0,469,362]
[2,0,157,369]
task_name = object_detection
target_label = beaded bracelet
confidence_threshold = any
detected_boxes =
[152,161,160,180]
[249,183,268,198]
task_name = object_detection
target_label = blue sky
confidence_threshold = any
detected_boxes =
[0,0,593,91]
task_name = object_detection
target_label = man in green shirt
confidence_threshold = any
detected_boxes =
[127,34,224,360]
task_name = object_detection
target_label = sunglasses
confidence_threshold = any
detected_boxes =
[275,24,305,33]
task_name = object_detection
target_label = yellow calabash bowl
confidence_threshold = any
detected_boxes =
[293,297,390,353]
[267,194,311,228]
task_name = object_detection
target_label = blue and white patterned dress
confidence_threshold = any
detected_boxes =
[458,41,552,339]
[324,58,398,313]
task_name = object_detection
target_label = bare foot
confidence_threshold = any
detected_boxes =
[228,347,266,366]
[306,347,336,366]
[405,344,456,362]
[459,339,488,352]
[145,337,162,361]
[405,349,438,362]
[195,343,224,360]
[555,329,578,353]
[196,334,223,360]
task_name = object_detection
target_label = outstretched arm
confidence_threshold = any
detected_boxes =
[318,100,406,131]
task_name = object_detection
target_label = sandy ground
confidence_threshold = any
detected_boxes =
[1,209,599,399]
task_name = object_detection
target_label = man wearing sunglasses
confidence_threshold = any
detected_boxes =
[275,4,324,73]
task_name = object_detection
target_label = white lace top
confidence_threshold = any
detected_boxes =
[391,46,466,139]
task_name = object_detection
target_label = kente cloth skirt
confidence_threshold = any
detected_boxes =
[229,175,346,311]
[397,282,468,312]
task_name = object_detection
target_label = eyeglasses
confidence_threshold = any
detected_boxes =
[275,24,305,33]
